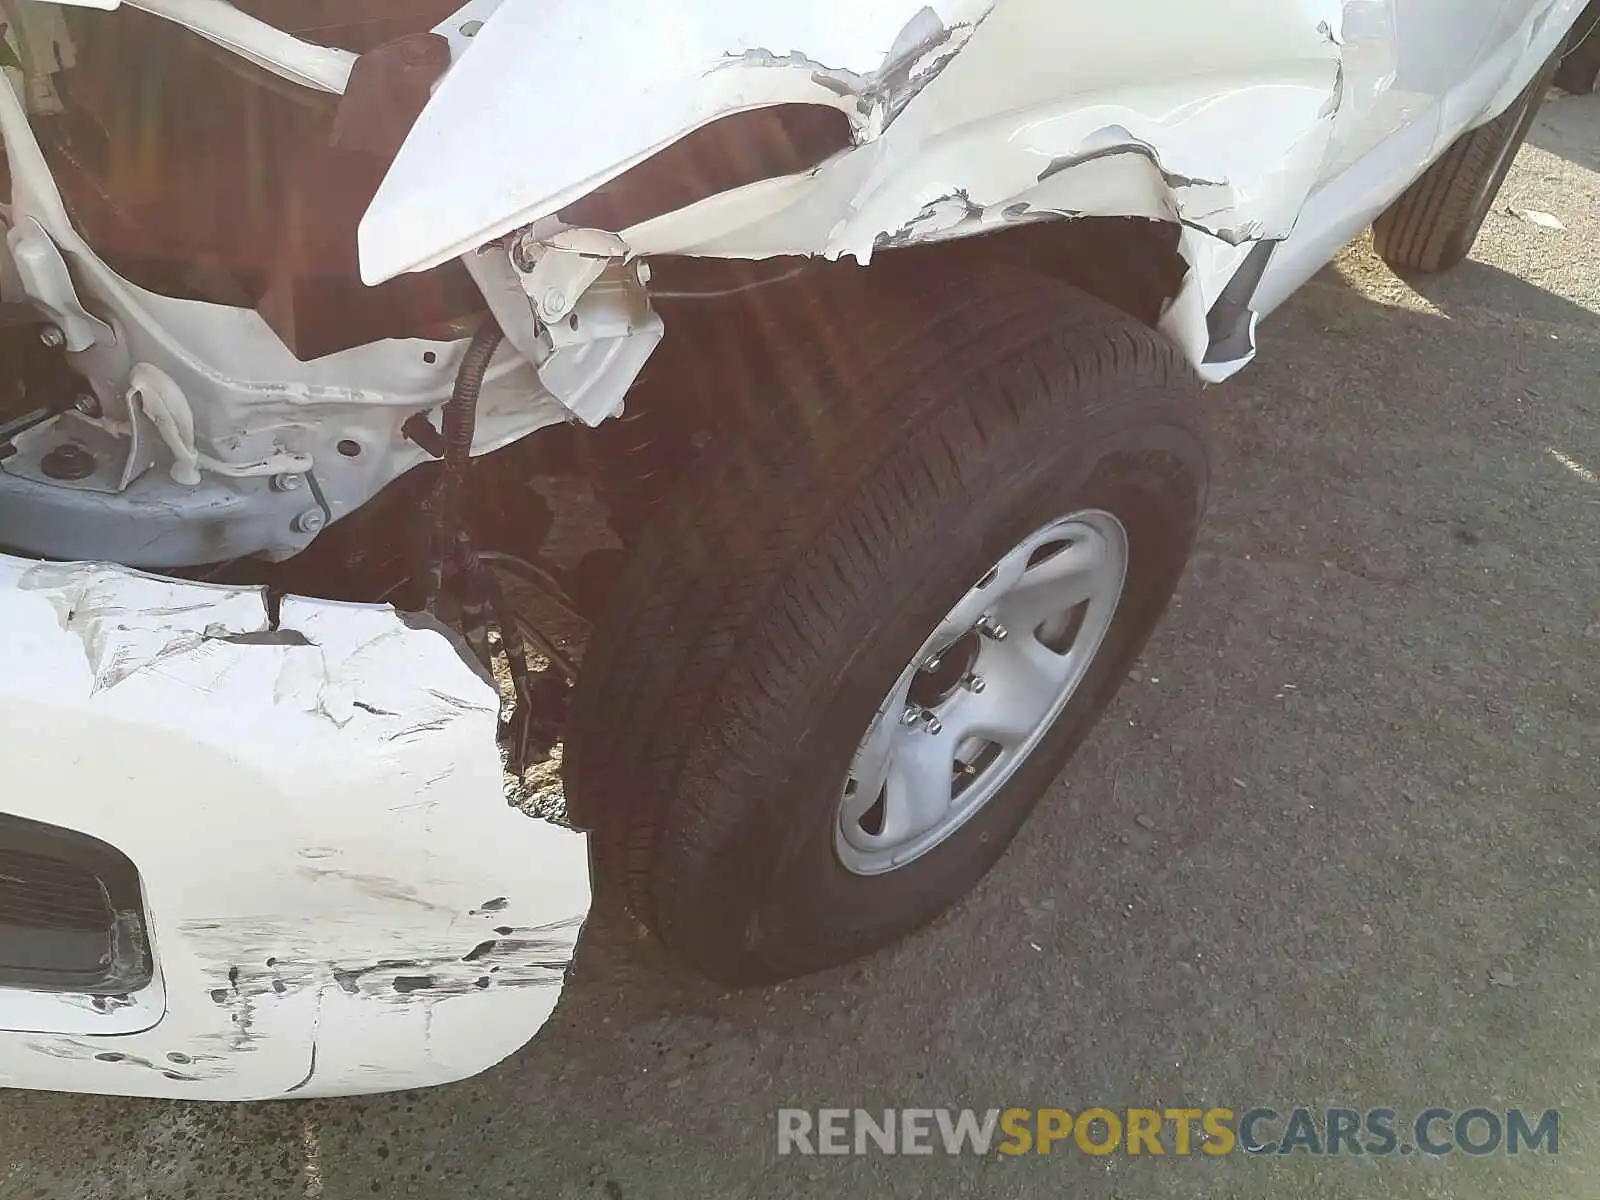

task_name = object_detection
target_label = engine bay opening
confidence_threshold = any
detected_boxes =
[33,2,484,360]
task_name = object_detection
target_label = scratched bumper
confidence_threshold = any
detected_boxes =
[0,555,590,1100]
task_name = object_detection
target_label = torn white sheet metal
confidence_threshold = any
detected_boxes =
[0,556,590,1100]
[362,0,1347,377]
[360,0,999,283]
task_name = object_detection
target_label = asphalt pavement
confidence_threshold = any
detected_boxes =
[2,89,1598,1200]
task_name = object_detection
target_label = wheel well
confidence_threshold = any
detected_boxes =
[1556,0,1600,93]
[586,218,1187,547]
[643,215,1186,336]
[896,216,1188,330]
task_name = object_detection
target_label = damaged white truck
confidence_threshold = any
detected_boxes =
[0,0,1590,1099]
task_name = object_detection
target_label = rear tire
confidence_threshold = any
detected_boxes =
[1373,48,1562,274]
[1555,0,1600,94]
[564,265,1207,984]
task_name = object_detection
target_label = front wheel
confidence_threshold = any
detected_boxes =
[565,266,1208,983]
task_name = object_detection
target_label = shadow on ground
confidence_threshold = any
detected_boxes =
[1,236,1598,1198]
[1531,87,1600,171]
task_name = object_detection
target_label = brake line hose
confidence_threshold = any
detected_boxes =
[414,319,554,767]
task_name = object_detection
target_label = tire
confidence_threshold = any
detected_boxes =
[1555,0,1600,94]
[564,265,1207,984]
[1373,48,1562,274]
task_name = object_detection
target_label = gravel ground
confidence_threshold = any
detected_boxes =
[4,92,1599,1200]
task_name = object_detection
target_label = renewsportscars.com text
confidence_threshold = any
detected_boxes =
[776,1106,1559,1157]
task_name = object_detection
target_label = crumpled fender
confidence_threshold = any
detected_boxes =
[358,0,995,284]
[361,0,1348,379]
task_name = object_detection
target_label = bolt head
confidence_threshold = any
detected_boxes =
[38,326,65,348]
[977,616,1009,641]
[921,654,944,674]
[901,707,924,727]
[292,509,325,535]
[540,288,567,320]
[966,675,987,694]
[636,260,652,285]
[73,393,101,418]
[270,473,304,493]
[922,713,944,736]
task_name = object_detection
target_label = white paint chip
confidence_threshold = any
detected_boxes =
[1506,206,1566,230]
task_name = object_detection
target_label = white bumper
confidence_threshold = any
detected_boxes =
[0,555,590,1099]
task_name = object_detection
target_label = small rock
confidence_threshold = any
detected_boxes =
[1135,814,1157,831]
[1488,968,1516,989]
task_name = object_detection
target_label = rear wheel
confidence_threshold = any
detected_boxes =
[1555,0,1600,94]
[565,265,1207,983]
[1373,48,1562,274]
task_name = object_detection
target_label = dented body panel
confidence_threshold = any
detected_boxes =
[0,0,1588,1101]
[363,0,1349,293]
[0,556,589,1099]
[364,0,1580,378]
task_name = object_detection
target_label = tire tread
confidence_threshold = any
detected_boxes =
[565,265,1199,978]
[1373,51,1561,273]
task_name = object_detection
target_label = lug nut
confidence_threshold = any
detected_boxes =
[292,509,326,535]
[964,674,987,694]
[921,654,944,674]
[976,615,1009,641]
[901,706,943,735]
